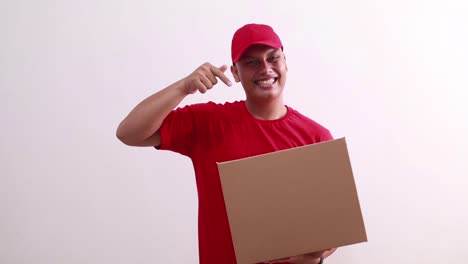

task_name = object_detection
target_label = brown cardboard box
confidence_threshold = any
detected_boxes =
[217,137,367,264]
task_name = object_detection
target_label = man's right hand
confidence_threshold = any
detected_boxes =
[181,63,232,94]
[116,63,232,147]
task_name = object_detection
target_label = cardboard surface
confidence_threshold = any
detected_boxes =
[217,137,367,264]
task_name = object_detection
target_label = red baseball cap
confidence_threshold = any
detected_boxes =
[231,23,283,63]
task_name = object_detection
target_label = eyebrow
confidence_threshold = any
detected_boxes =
[241,49,281,60]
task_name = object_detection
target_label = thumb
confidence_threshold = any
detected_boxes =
[218,64,229,72]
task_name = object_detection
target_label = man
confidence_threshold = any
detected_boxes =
[117,23,337,264]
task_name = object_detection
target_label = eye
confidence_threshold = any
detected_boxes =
[245,60,258,66]
[268,55,280,62]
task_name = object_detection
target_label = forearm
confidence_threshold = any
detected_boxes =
[117,63,232,146]
[116,78,188,145]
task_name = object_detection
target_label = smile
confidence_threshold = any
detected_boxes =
[254,78,277,85]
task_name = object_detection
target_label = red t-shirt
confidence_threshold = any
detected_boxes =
[158,101,333,264]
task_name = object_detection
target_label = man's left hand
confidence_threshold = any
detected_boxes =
[265,248,337,264]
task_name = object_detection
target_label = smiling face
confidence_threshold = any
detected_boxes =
[231,45,288,104]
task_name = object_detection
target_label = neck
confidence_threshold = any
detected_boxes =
[245,98,287,120]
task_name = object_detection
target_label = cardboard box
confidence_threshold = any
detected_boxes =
[217,137,367,264]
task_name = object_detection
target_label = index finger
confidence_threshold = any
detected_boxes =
[210,65,232,86]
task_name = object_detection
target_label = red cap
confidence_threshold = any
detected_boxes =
[231,23,283,63]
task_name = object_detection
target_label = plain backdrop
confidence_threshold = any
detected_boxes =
[1,0,467,263]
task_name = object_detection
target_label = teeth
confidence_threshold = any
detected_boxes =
[256,78,275,85]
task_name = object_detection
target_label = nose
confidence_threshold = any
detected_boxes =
[259,59,273,73]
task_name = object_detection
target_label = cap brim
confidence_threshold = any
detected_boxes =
[233,41,283,63]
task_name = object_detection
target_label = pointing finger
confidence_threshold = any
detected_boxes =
[211,64,232,87]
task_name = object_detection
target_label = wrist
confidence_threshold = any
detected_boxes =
[176,78,192,96]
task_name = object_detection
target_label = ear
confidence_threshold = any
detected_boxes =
[230,64,241,82]
[283,53,288,72]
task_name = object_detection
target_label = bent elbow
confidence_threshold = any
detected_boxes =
[116,125,133,146]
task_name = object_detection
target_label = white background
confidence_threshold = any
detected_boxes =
[2,0,467,263]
